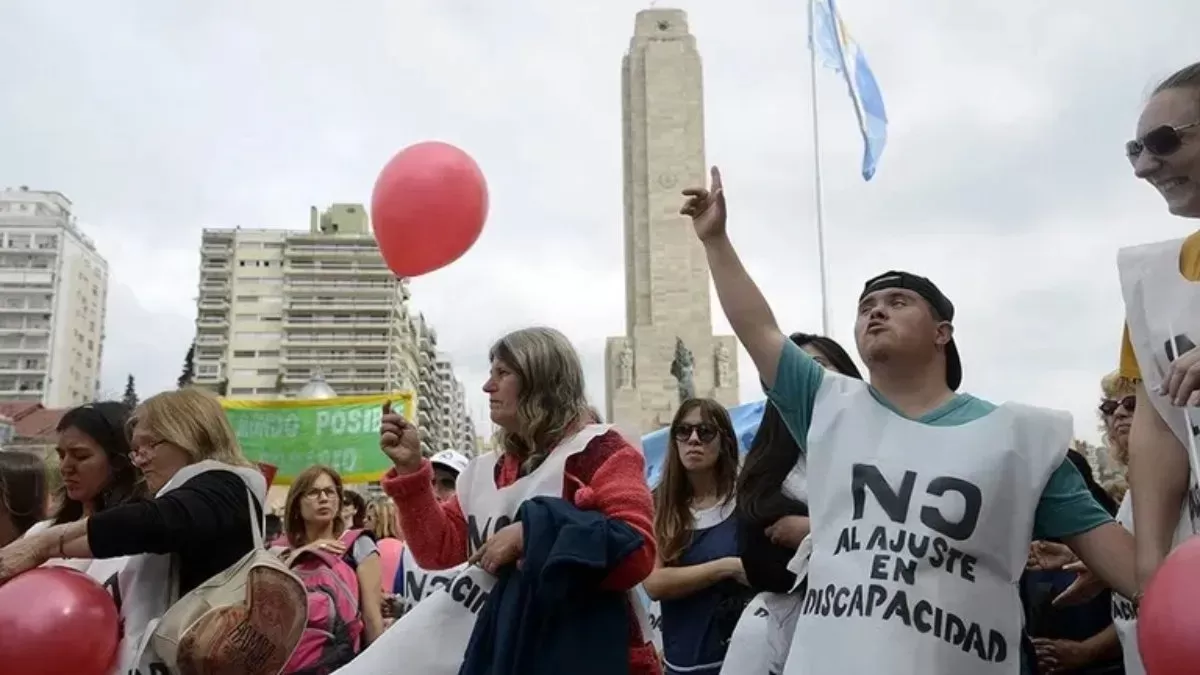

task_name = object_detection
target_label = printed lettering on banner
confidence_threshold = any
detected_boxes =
[786,375,1069,675]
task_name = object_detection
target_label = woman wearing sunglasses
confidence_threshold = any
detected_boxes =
[644,398,751,675]
[1116,60,1200,599]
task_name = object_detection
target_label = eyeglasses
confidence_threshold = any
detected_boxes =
[1099,396,1136,416]
[1126,122,1200,160]
[673,423,718,444]
[302,487,339,501]
[130,438,166,458]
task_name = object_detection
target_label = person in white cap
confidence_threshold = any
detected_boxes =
[388,449,471,617]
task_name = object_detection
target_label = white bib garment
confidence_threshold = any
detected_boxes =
[120,461,268,675]
[396,544,467,614]
[1118,237,1200,528]
[784,375,1070,675]
[1111,490,1195,675]
[339,424,651,675]
[722,456,811,675]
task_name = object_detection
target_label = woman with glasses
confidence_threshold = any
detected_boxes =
[644,398,750,675]
[0,388,300,674]
[280,465,385,671]
[1116,61,1200,597]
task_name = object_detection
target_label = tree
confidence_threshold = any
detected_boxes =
[178,342,196,388]
[122,375,138,408]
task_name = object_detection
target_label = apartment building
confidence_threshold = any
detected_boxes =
[192,203,473,455]
[0,187,107,407]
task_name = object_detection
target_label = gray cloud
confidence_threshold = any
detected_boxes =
[3,0,1199,443]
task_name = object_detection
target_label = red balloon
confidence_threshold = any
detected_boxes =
[0,566,120,675]
[1138,536,1200,674]
[370,141,488,277]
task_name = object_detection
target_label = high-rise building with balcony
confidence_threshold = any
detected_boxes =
[192,204,419,398]
[0,187,107,407]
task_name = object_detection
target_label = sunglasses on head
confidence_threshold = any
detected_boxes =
[1099,395,1136,416]
[673,422,718,444]
[1126,121,1200,160]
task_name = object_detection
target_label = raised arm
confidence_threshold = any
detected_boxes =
[681,167,788,388]
[1128,380,1190,587]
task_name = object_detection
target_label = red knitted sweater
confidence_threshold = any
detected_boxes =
[382,429,661,675]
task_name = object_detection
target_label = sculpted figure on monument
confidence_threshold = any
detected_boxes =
[670,337,696,402]
[618,344,634,388]
[715,342,731,387]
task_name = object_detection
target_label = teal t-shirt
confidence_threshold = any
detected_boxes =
[766,340,1112,540]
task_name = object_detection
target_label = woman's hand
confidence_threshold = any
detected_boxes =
[1052,560,1106,606]
[719,557,749,586]
[380,401,423,473]
[0,533,55,583]
[765,515,810,549]
[1033,638,1093,674]
[1027,540,1077,571]
[469,522,524,575]
[287,539,348,560]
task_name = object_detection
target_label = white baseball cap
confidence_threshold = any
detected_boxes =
[430,450,470,476]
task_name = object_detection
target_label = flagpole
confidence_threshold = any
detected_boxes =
[807,3,832,337]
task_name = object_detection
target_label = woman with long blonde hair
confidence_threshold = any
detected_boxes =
[369,326,659,674]
[644,398,748,675]
[0,387,305,675]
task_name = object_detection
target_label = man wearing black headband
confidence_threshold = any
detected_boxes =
[680,168,1137,675]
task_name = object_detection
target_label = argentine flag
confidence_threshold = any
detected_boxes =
[809,0,888,180]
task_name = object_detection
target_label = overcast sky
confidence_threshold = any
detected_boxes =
[2,1,1197,443]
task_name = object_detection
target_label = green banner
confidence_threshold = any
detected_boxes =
[221,392,414,485]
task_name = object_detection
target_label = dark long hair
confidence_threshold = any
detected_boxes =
[1066,449,1119,517]
[53,401,143,525]
[654,398,740,564]
[736,333,862,524]
[0,450,47,540]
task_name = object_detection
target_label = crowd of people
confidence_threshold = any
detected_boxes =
[0,58,1198,675]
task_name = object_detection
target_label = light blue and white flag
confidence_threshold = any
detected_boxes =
[809,0,888,180]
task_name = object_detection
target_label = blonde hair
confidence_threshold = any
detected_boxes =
[283,465,346,548]
[367,497,400,539]
[1098,371,1137,466]
[489,327,591,476]
[129,387,253,468]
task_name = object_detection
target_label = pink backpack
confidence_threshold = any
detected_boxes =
[282,530,366,675]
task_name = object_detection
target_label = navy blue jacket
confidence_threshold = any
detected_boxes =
[458,496,646,675]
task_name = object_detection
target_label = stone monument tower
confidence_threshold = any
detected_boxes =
[605,8,739,435]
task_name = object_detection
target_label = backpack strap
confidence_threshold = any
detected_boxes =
[339,529,367,570]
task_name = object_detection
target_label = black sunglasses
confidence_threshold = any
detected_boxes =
[1099,395,1136,416]
[673,423,718,444]
[1126,121,1200,160]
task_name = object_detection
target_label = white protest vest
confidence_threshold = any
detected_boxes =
[339,424,650,675]
[1111,489,1195,675]
[784,375,1070,675]
[1118,237,1200,528]
[723,452,812,675]
[637,587,663,653]
[120,461,268,675]
[397,545,468,614]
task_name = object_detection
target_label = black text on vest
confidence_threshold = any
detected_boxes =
[467,514,513,555]
[1165,333,1200,437]
[811,464,1007,664]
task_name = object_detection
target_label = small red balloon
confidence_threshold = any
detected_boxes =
[1138,536,1200,674]
[370,141,488,277]
[0,566,120,675]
